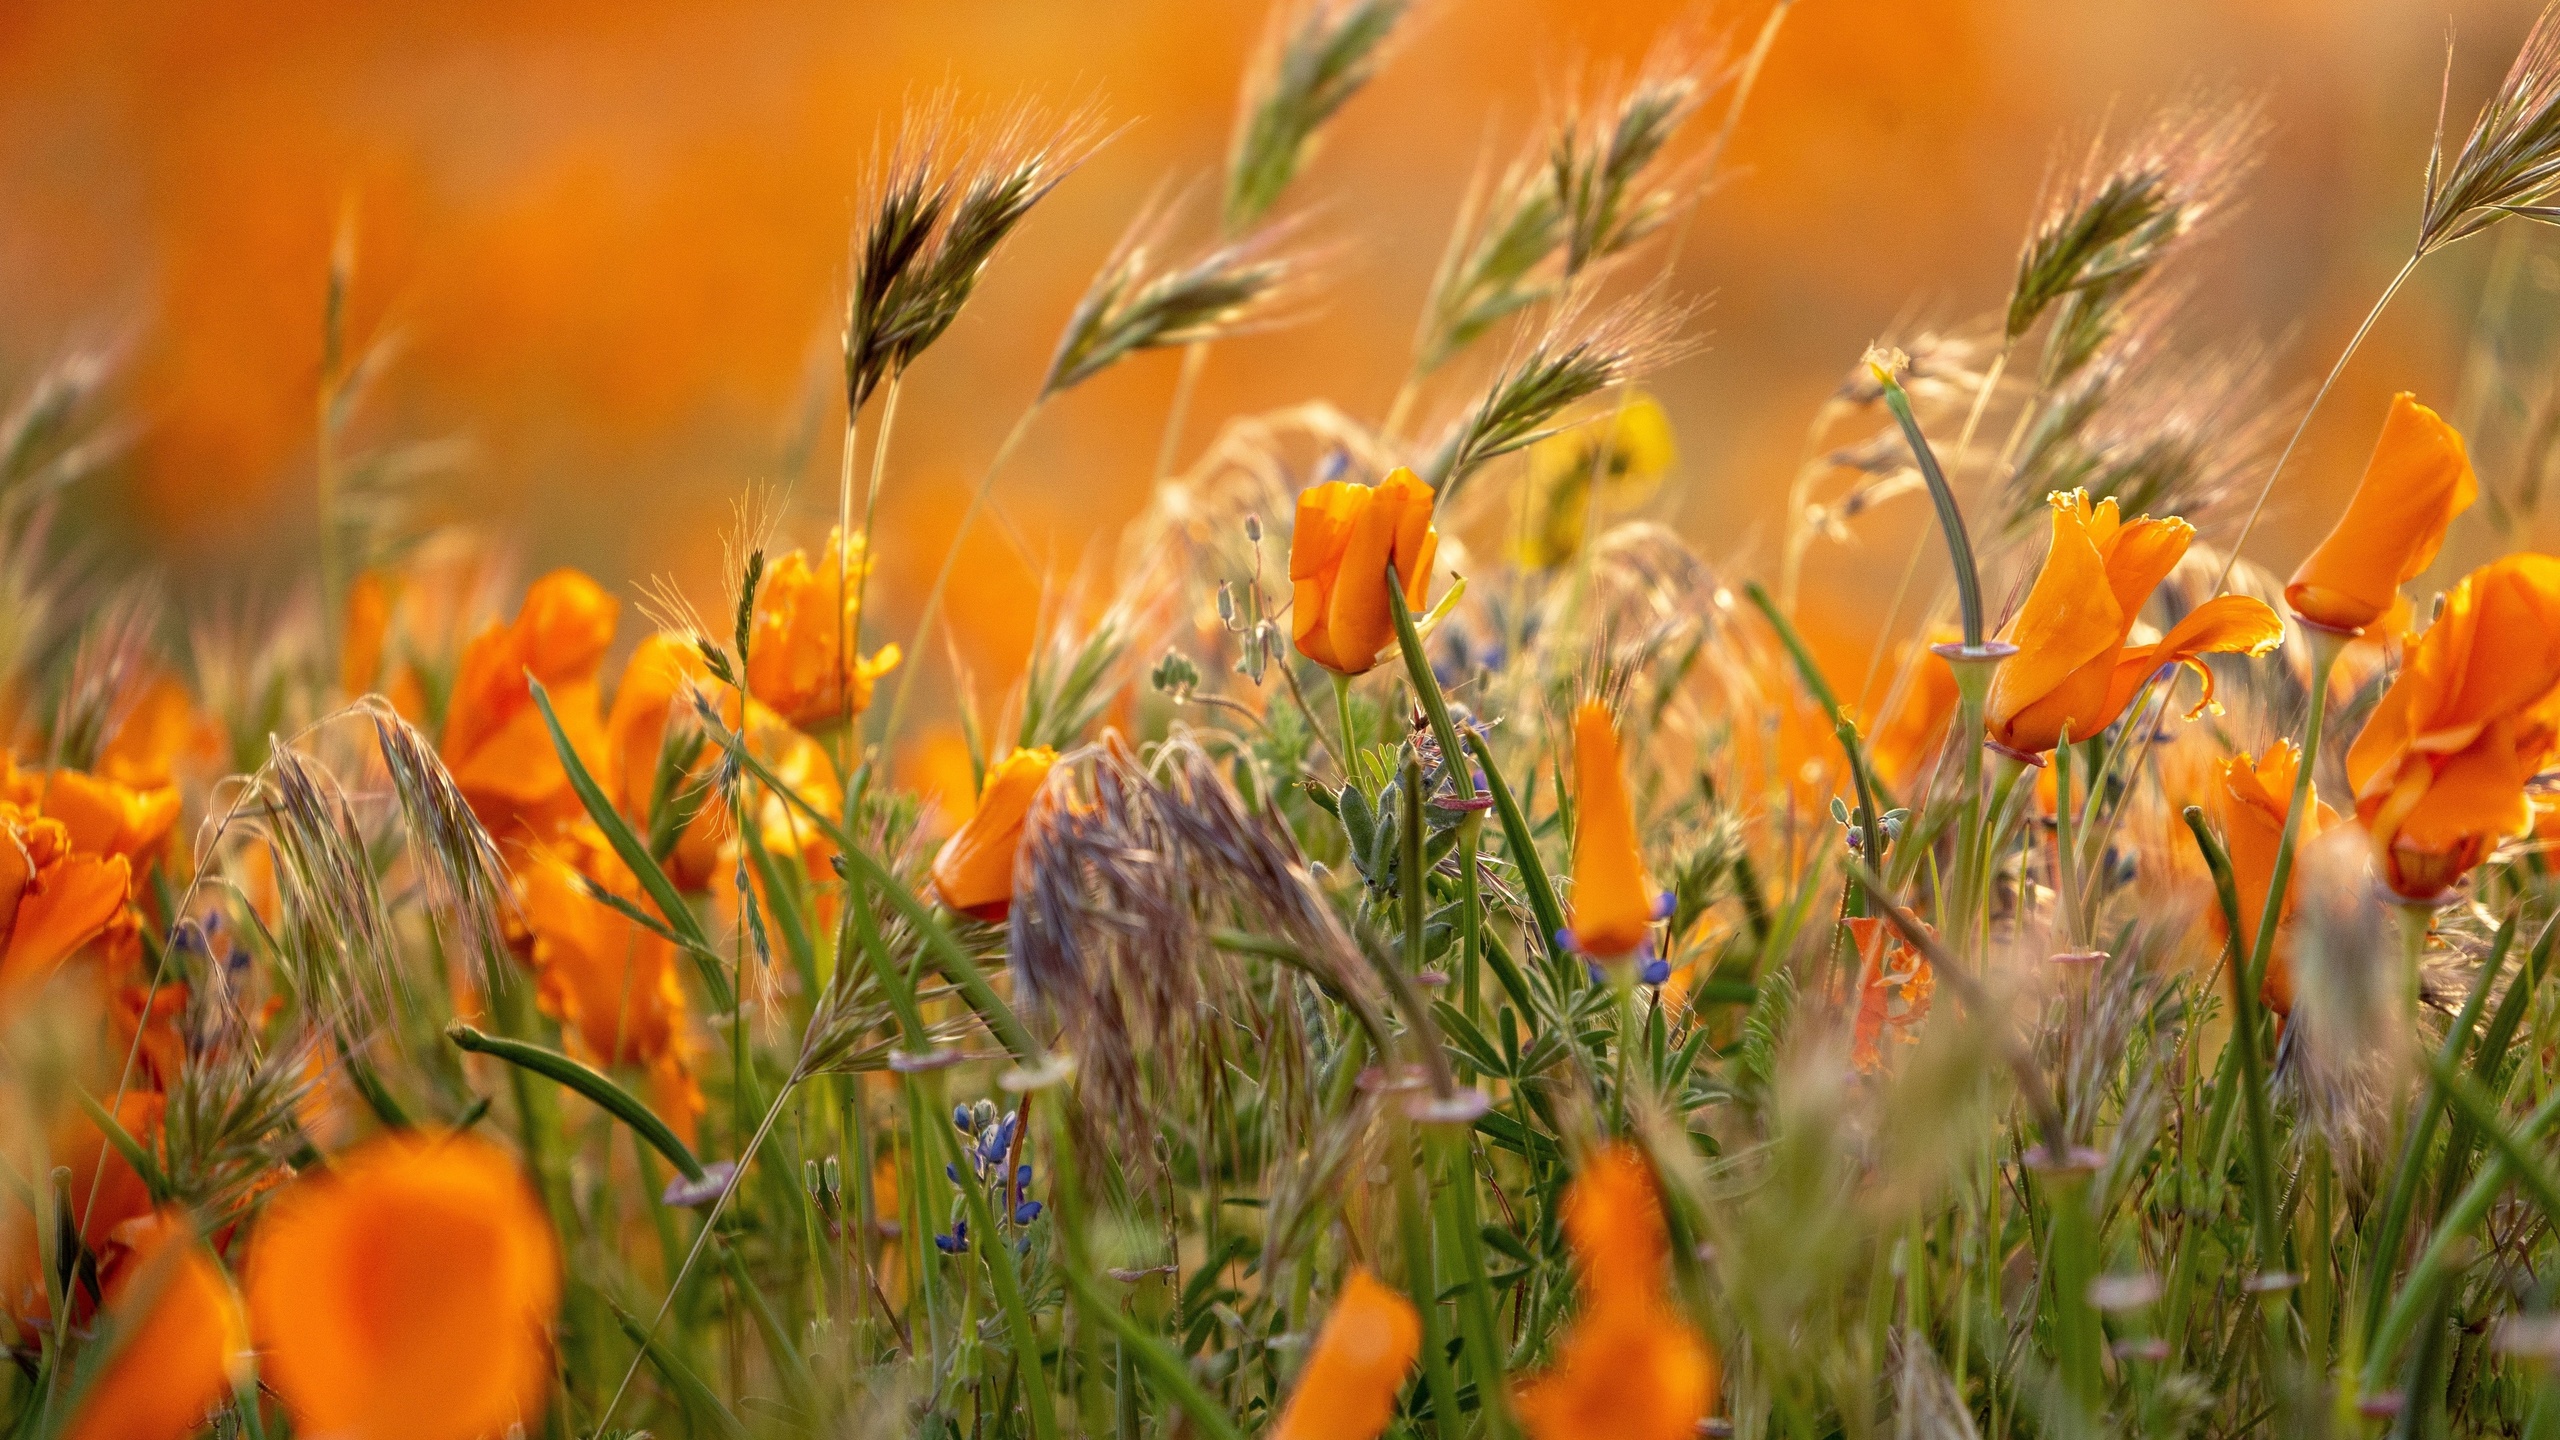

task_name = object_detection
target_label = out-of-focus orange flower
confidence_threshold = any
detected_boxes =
[96,674,218,793]
[2285,393,2477,635]
[745,530,900,730]
[513,828,704,1148]
[4,1092,166,1323]
[1267,1267,1421,1440]
[7,764,182,872]
[1867,631,1960,792]
[1290,467,1439,675]
[1568,702,1655,963]
[112,982,192,1091]
[1838,917,1936,1073]
[247,1132,561,1440]
[0,805,135,997]
[341,569,399,698]
[1514,1145,1717,1440]
[62,1212,247,1440]
[2214,744,2335,1016]
[931,748,1058,922]
[442,569,619,840]
[1985,490,2283,756]
[2348,554,2560,901]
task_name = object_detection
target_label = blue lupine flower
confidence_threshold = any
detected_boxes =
[1014,1200,1044,1225]
[934,1219,969,1254]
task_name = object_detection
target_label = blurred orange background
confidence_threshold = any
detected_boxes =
[1,0,2552,696]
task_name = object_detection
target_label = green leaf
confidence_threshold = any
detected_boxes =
[447,1023,705,1182]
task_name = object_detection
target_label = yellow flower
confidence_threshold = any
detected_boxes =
[247,1133,561,1440]
[1514,393,1676,570]
[513,826,706,1148]
[1568,702,1654,962]
[1268,1267,1421,1440]
[931,748,1058,921]
[2286,392,2477,635]
[1984,490,2284,755]
[2347,554,2560,900]
[63,1213,247,1440]
[745,529,901,729]
[1514,1145,1718,1440]
[1290,467,1440,675]
[2215,744,2334,1015]
[443,569,619,840]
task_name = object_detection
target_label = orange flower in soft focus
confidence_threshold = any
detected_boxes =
[442,569,619,839]
[1514,1145,1717,1440]
[2285,393,2477,635]
[1868,631,1960,792]
[96,673,218,793]
[513,828,705,1148]
[2214,744,2336,1016]
[63,1213,247,1440]
[1985,490,2284,756]
[1838,917,1936,1073]
[340,569,399,697]
[4,1092,165,1322]
[745,530,901,730]
[113,982,192,1091]
[1267,1267,1421,1440]
[1290,467,1440,675]
[247,1132,561,1440]
[7,763,183,872]
[0,804,135,997]
[1568,702,1656,964]
[2348,554,2560,901]
[932,748,1059,922]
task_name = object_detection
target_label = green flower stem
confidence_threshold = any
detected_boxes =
[1872,362,1987,648]
[1386,562,1487,1021]
[1464,730,1569,968]
[1333,670,1361,793]
[1393,1123,1462,1440]
[2180,810,2286,1293]
[2239,627,2344,1017]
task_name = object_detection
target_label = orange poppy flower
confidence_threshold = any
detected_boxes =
[744,529,901,730]
[62,1212,247,1440]
[442,569,619,840]
[1867,631,1960,791]
[2347,554,2560,901]
[1290,466,1440,675]
[247,1133,561,1440]
[1513,1145,1717,1440]
[2213,744,2335,1015]
[95,672,217,793]
[512,827,705,1148]
[1838,917,1936,1073]
[112,981,192,1091]
[341,568,400,697]
[1567,702,1656,964]
[1268,1267,1421,1440]
[2285,393,2478,635]
[9,765,182,871]
[931,748,1059,922]
[1985,490,2284,756]
[0,804,135,998]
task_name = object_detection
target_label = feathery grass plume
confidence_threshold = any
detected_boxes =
[845,97,1109,412]
[1014,594,1137,754]
[1008,733,1355,1137]
[1413,39,1719,375]
[1226,0,1412,232]
[2281,823,2418,1176]
[155,1022,323,1221]
[1423,290,1693,499]
[2004,334,2281,535]
[368,707,512,987]
[2006,96,2262,383]
[259,741,404,1034]
[0,343,125,516]
[2420,2,2560,255]
[1042,207,1306,397]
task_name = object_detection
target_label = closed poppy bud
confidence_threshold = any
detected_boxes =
[1985,490,2283,755]
[247,1133,561,1440]
[1568,702,1654,961]
[63,1213,247,1440]
[1514,1145,1718,1440]
[443,569,619,839]
[2348,553,2560,901]
[932,748,1058,921]
[1268,1268,1421,1440]
[2286,393,2477,635]
[2214,743,2334,1016]
[746,529,901,729]
[1290,467,1439,675]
